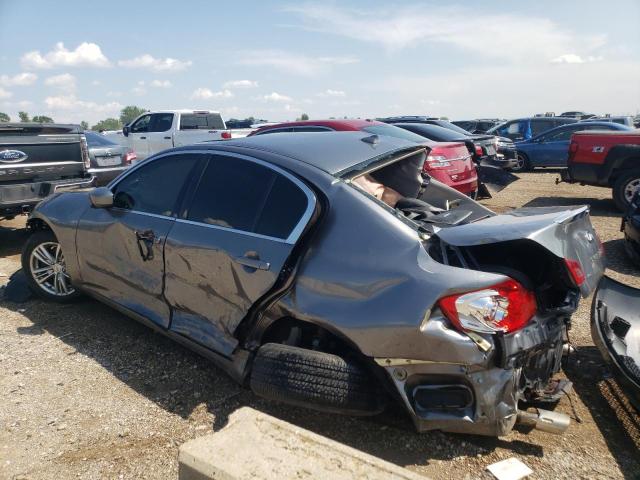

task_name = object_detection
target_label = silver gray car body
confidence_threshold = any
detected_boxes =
[27,132,605,435]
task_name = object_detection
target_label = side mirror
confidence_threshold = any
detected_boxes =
[89,187,114,208]
[123,125,130,137]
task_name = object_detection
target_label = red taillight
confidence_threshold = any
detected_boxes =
[123,151,137,165]
[80,135,91,169]
[474,145,483,156]
[564,258,586,286]
[221,131,232,139]
[438,279,537,334]
[423,144,469,170]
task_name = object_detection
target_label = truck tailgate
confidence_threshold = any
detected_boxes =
[435,206,605,297]
[1,134,85,182]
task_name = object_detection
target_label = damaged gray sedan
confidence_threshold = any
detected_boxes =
[22,132,604,436]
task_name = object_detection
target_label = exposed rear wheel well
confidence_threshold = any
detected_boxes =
[259,317,362,360]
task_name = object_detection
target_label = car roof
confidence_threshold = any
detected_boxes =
[191,131,423,175]
[252,119,382,133]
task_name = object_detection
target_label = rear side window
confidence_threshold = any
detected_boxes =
[84,131,118,147]
[113,154,200,216]
[545,127,576,142]
[531,120,554,136]
[180,113,225,130]
[187,156,308,239]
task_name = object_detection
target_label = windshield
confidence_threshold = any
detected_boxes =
[84,131,119,147]
[361,124,428,143]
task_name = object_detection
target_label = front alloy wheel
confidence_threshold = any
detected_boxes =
[22,230,80,302]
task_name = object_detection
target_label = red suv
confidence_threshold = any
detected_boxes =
[249,120,478,196]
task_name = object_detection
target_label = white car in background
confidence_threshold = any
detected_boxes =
[104,110,230,161]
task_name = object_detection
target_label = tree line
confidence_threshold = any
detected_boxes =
[0,106,147,131]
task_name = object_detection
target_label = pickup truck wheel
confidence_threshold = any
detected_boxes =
[250,343,386,416]
[513,153,530,172]
[613,170,640,211]
[21,231,80,303]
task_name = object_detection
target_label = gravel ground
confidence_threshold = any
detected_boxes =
[1,171,639,480]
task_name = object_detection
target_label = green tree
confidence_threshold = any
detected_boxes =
[91,118,122,131]
[300,113,309,121]
[0,112,10,122]
[119,106,147,125]
[32,115,54,123]
[18,111,30,122]
[80,120,89,130]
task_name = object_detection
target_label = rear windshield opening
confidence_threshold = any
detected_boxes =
[180,114,225,130]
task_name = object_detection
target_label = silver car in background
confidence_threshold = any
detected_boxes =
[84,131,136,186]
[21,132,604,436]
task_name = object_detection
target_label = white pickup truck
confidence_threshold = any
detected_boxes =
[104,110,230,160]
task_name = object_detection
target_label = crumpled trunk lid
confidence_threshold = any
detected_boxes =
[434,205,605,297]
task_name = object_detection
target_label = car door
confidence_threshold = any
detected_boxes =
[75,152,205,328]
[163,153,317,356]
[146,113,175,155]
[535,127,576,166]
[128,114,152,160]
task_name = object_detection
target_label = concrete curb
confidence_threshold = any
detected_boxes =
[179,407,428,480]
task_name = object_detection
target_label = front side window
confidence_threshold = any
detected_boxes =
[187,155,308,239]
[150,113,174,132]
[131,114,151,133]
[112,154,200,216]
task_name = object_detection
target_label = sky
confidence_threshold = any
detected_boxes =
[1,0,639,125]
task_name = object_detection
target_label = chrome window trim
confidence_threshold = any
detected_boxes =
[108,149,317,245]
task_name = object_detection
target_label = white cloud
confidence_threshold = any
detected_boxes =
[132,81,146,95]
[21,42,110,69]
[551,54,603,64]
[317,89,346,97]
[0,73,37,87]
[118,54,192,72]
[239,50,358,76]
[223,79,259,89]
[262,92,293,102]
[191,88,234,100]
[43,95,122,123]
[285,4,607,63]
[150,79,172,88]
[106,91,122,98]
[0,88,13,99]
[91,80,101,86]
[44,73,76,92]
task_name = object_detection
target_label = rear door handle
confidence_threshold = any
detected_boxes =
[163,136,171,140]
[140,136,146,139]
[234,256,270,271]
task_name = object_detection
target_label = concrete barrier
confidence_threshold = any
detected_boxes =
[179,407,428,480]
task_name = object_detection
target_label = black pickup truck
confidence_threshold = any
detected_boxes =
[0,123,95,220]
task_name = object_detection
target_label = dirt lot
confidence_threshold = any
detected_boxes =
[1,171,639,480]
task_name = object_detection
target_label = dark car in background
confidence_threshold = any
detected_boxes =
[513,122,631,171]
[488,116,577,142]
[380,117,517,169]
[85,132,136,185]
[452,119,503,134]
[0,123,94,220]
[23,132,604,436]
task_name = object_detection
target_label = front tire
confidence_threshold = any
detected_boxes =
[250,343,386,416]
[612,169,640,211]
[21,230,80,303]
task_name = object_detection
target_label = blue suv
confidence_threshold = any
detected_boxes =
[513,122,632,171]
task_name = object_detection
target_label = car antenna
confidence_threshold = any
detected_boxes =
[361,134,379,145]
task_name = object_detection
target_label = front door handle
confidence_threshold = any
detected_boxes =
[140,136,147,139]
[163,136,171,140]
[135,229,156,261]
[234,255,270,271]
